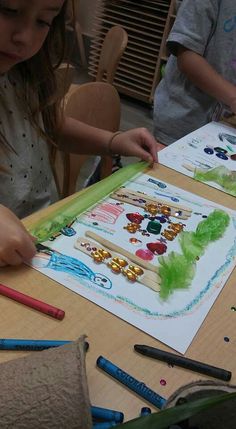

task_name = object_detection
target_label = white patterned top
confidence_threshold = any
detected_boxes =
[0,74,58,219]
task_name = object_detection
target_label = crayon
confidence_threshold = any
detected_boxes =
[0,283,65,320]
[97,356,166,409]
[93,423,117,428]
[134,345,231,382]
[140,407,151,416]
[0,339,89,352]
[91,406,124,423]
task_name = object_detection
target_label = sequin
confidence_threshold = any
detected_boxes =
[224,336,230,342]
[231,306,236,312]
[160,379,167,386]
[129,237,142,245]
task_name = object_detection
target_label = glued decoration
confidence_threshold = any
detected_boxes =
[124,223,141,233]
[161,230,177,241]
[108,257,128,273]
[126,213,144,224]
[168,222,185,233]
[91,249,111,263]
[145,203,160,215]
[147,221,162,234]
[158,209,230,299]
[135,248,154,261]
[129,237,142,246]
[146,241,167,255]
[123,265,144,282]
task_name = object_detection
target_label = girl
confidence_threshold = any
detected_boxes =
[0,0,158,267]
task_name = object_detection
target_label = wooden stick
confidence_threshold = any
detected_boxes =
[74,237,160,292]
[110,188,192,220]
[85,230,159,274]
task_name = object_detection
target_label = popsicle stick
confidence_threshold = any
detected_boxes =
[75,237,160,292]
[182,163,197,173]
[85,230,159,275]
[110,188,192,220]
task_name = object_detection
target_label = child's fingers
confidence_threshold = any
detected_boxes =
[1,249,24,266]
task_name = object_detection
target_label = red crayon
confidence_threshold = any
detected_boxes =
[0,283,65,320]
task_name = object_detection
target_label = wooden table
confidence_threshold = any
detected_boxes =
[0,164,235,422]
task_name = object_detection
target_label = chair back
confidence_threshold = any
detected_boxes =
[54,82,121,197]
[96,26,128,84]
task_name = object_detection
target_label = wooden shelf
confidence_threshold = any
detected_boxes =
[89,0,176,104]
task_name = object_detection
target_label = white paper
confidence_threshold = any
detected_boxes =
[158,121,236,196]
[30,173,236,353]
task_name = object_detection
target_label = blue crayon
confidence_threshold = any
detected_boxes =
[0,339,89,352]
[93,422,117,428]
[140,406,151,416]
[91,406,124,423]
[97,356,166,409]
[0,339,72,351]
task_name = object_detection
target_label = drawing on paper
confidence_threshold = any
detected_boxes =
[158,121,236,196]
[30,172,236,353]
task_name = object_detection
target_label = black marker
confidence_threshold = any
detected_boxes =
[134,345,231,382]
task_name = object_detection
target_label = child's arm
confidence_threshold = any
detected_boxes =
[177,47,236,113]
[0,205,36,266]
[58,118,161,163]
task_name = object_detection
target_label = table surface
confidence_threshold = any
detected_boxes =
[1,164,236,421]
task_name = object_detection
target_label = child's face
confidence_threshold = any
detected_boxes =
[0,0,65,74]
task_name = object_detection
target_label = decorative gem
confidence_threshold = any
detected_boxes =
[129,237,142,245]
[214,147,227,154]
[135,248,154,261]
[123,265,144,282]
[112,257,127,267]
[61,226,76,237]
[91,248,111,263]
[204,147,214,155]
[126,213,144,224]
[216,152,228,160]
[161,230,177,241]
[157,216,168,223]
[168,222,184,233]
[231,306,236,312]
[161,205,171,216]
[144,203,159,215]
[160,379,167,386]
[107,257,128,273]
[224,336,230,342]
[147,241,167,255]
[147,221,162,234]
[124,222,141,233]
[175,210,182,217]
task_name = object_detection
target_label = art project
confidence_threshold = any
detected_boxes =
[29,170,236,353]
[158,121,236,197]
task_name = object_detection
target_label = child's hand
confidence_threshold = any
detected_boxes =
[0,205,36,266]
[109,128,160,164]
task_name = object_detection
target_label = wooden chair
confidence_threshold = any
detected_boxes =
[96,25,128,84]
[54,82,121,198]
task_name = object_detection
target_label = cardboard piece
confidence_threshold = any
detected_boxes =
[0,337,92,429]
